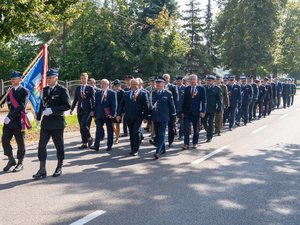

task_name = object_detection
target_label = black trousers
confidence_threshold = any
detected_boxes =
[2,125,25,159]
[127,119,142,153]
[78,110,92,144]
[123,117,128,134]
[263,99,270,116]
[168,119,176,145]
[203,113,215,140]
[38,128,65,161]
[95,118,114,148]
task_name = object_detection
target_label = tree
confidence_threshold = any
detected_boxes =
[182,0,209,76]
[0,0,82,42]
[215,0,287,77]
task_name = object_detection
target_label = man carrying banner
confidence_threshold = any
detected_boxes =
[1,71,30,172]
[33,69,71,179]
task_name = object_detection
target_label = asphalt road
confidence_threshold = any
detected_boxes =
[1,95,300,225]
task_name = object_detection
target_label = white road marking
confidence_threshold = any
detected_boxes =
[192,145,230,165]
[70,210,106,225]
[252,125,268,134]
[280,114,288,119]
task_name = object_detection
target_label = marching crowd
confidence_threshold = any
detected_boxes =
[0,70,297,179]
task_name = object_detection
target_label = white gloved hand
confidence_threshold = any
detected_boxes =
[36,120,40,128]
[4,117,11,124]
[43,108,53,116]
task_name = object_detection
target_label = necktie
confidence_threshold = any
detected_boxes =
[191,86,195,95]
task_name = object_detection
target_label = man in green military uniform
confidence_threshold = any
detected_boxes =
[214,75,229,136]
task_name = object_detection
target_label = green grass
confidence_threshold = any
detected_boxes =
[0,115,79,137]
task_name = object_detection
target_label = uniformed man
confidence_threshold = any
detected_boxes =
[181,74,206,149]
[33,69,71,179]
[203,75,222,142]
[175,76,185,140]
[263,77,272,117]
[282,78,291,108]
[274,78,283,109]
[248,76,258,122]
[1,71,30,172]
[145,77,156,137]
[150,76,176,159]
[89,78,101,93]
[291,78,297,106]
[90,79,117,151]
[255,79,266,118]
[237,76,253,126]
[215,75,229,136]
[70,73,95,149]
[117,79,149,156]
[163,73,178,147]
[224,76,241,131]
[113,79,125,144]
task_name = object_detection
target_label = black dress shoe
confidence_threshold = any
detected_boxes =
[120,133,128,137]
[129,152,138,156]
[106,147,112,151]
[88,138,94,148]
[90,146,99,151]
[12,163,24,172]
[33,169,47,179]
[153,153,159,160]
[149,139,157,147]
[206,139,212,143]
[3,158,16,172]
[53,167,62,177]
[78,144,88,149]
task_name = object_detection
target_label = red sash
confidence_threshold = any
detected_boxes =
[8,88,32,131]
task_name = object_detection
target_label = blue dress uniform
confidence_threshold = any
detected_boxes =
[71,84,95,148]
[224,77,241,130]
[1,71,29,172]
[263,79,272,116]
[256,82,266,118]
[291,80,296,106]
[118,89,149,155]
[150,78,176,159]
[91,88,117,151]
[282,79,291,108]
[33,69,71,179]
[203,75,222,142]
[249,82,258,121]
[165,82,179,146]
[275,81,283,108]
[237,78,253,125]
[181,84,206,147]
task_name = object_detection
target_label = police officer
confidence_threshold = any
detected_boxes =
[248,77,258,122]
[112,79,125,144]
[90,79,117,151]
[203,75,222,142]
[175,76,185,140]
[282,78,291,108]
[237,76,253,126]
[224,76,241,131]
[274,78,283,109]
[150,76,176,159]
[33,69,71,179]
[181,74,206,149]
[163,73,178,147]
[70,73,95,149]
[215,75,229,136]
[256,79,266,118]
[291,78,296,106]
[263,77,272,117]
[1,71,29,172]
[117,79,149,156]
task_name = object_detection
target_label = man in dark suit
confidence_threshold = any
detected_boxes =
[291,78,296,106]
[237,76,253,126]
[121,75,134,137]
[150,76,176,159]
[256,79,266,118]
[163,73,178,147]
[181,74,206,149]
[90,79,117,151]
[33,69,71,179]
[282,78,291,108]
[117,79,149,156]
[70,73,95,149]
[224,76,241,131]
[248,77,258,122]
[263,77,272,117]
[1,71,30,172]
[176,76,185,140]
[203,75,222,142]
[274,78,283,109]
